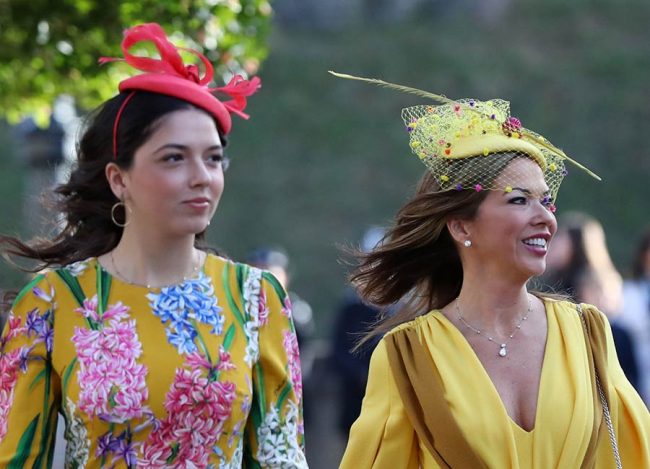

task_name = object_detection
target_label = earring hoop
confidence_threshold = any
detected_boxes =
[464,240,472,247]
[111,201,131,228]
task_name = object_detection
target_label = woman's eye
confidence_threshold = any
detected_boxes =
[207,154,224,163]
[508,197,527,205]
[163,153,184,162]
[541,195,553,207]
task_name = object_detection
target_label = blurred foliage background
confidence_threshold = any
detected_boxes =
[0,0,271,124]
[1,0,649,336]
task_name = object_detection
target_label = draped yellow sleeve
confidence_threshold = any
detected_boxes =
[339,340,422,469]
[581,304,650,468]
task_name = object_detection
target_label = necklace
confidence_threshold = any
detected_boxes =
[109,250,202,289]
[455,296,531,358]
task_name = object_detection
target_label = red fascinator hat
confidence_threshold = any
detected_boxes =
[100,23,261,136]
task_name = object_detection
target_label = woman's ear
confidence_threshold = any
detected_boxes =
[105,162,128,200]
[447,218,472,245]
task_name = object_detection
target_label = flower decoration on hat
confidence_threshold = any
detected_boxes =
[100,23,261,135]
[329,71,600,201]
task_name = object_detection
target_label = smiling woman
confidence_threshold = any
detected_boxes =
[0,23,307,468]
[331,72,650,468]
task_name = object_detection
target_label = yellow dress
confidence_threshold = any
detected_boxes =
[340,299,650,468]
[0,255,307,468]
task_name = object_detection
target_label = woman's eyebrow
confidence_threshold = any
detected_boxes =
[509,187,551,197]
[511,187,532,195]
[154,143,223,153]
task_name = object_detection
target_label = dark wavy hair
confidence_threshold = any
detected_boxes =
[350,153,529,347]
[1,91,227,288]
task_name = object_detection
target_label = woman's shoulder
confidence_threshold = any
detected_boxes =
[15,258,94,295]
[205,253,285,294]
[540,296,605,317]
[383,310,439,338]
[540,296,612,337]
[205,252,258,272]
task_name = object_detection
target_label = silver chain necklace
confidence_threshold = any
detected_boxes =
[110,250,202,289]
[455,296,531,357]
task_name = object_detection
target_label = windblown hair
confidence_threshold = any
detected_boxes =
[1,92,227,303]
[350,152,522,347]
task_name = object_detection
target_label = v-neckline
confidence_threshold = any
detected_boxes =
[434,299,552,434]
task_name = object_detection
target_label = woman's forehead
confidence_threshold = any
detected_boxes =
[494,157,550,194]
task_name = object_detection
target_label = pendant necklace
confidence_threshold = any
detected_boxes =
[455,296,531,357]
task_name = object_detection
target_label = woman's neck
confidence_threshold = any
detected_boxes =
[454,273,531,333]
[106,228,201,287]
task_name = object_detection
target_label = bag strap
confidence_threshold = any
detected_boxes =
[577,303,623,469]
[385,329,488,469]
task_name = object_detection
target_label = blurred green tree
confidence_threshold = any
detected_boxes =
[0,0,272,125]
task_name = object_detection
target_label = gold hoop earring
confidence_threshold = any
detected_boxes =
[111,201,131,227]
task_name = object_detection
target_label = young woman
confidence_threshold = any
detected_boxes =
[0,24,306,467]
[331,72,649,468]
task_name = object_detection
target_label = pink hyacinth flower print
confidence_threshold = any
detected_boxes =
[184,347,236,376]
[2,313,25,344]
[75,295,100,321]
[139,368,236,467]
[75,295,129,323]
[283,330,303,403]
[0,313,30,443]
[281,295,293,319]
[258,289,270,326]
[186,351,213,372]
[0,348,25,442]
[217,346,236,372]
[72,301,149,423]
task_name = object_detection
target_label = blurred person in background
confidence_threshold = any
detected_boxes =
[0,24,306,467]
[331,226,385,437]
[540,213,640,391]
[332,72,649,468]
[619,231,650,404]
[542,212,621,301]
[575,268,640,392]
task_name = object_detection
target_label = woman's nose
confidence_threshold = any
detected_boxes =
[190,158,212,186]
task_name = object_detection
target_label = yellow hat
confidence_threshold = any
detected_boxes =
[330,71,600,200]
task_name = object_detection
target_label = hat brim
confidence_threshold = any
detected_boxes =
[119,74,232,134]
[446,134,547,170]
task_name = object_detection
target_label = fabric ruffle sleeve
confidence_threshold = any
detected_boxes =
[0,274,61,467]
[242,268,307,467]
[339,339,421,469]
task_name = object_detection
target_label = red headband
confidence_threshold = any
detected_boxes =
[100,23,261,158]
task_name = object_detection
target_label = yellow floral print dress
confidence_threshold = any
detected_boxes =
[0,255,307,468]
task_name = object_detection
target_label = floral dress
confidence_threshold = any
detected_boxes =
[0,255,306,468]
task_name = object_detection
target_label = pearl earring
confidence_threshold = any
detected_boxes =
[464,240,472,247]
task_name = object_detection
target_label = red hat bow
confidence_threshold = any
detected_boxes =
[100,23,261,136]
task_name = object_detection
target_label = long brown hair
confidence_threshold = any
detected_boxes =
[351,153,522,346]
